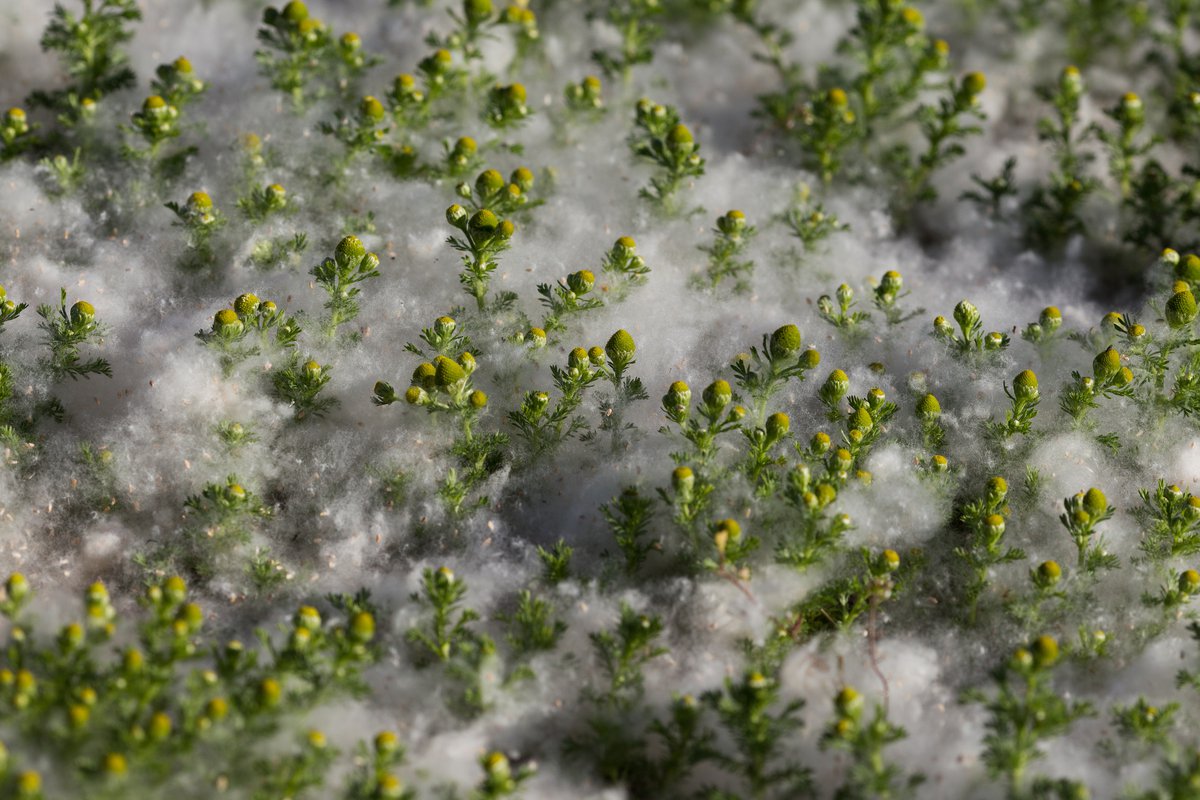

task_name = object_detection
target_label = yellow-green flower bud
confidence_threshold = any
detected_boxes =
[766,412,790,440]
[1013,369,1039,401]
[985,514,1005,537]
[666,123,694,154]
[1181,569,1200,594]
[962,71,986,97]
[351,611,376,642]
[6,573,29,603]
[1036,560,1061,586]
[213,308,242,337]
[988,476,1008,502]
[1082,487,1107,517]
[525,327,546,348]
[234,293,259,316]
[1039,306,1062,332]
[360,95,385,121]
[917,393,940,420]
[469,389,488,409]
[588,345,606,367]
[71,300,96,326]
[703,379,732,411]
[511,167,534,192]
[446,204,468,227]
[1031,634,1059,668]
[567,269,594,295]
[412,362,437,389]
[1093,346,1122,382]
[606,329,635,360]
[476,169,505,197]
[1167,289,1197,329]
[434,355,466,387]
[835,686,863,716]
[672,466,694,495]
[469,209,499,238]
[769,324,802,359]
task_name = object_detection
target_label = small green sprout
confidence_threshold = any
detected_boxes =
[933,300,1010,359]
[660,378,745,466]
[1022,305,1064,344]
[474,751,536,799]
[589,602,667,709]
[536,539,573,584]
[564,74,605,119]
[731,324,819,423]
[483,82,530,129]
[817,283,871,333]
[1060,487,1119,572]
[272,357,338,420]
[780,182,849,255]
[439,135,483,178]
[166,190,225,268]
[197,295,300,373]
[319,95,390,168]
[1059,345,1135,424]
[0,108,36,161]
[696,210,756,292]
[426,0,504,63]
[602,486,657,576]
[447,205,515,311]
[538,269,603,333]
[37,289,112,380]
[1094,91,1157,200]
[600,236,651,297]
[151,56,206,109]
[889,71,987,213]
[872,270,922,324]
[238,182,290,223]
[407,566,495,716]
[916,392,944,449]
[986,369,1041,440]
[586,329,649,450]
[126,94,182,157]
[457,167,539,216]
[628,99,705,214]
[501,589,566,661]
[961,156,1019,218]
[310,234,381,338]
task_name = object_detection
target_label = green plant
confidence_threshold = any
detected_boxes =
[273,357,337,420]
[590,0,662,79]
[151,56,206,109]
[238,182,290,223]
[731,324,820,424]
[780,183,849,254]
[166,190,225,268]
[509,346,603,456]
[446,205,515,311]
[407,566,495,716]
[821,686,923,799]
[817,283,871,334]
[37,289,111,380]
[255,1,334,109]
[1059,487,1119,572]
[27,0,142,115]
[588,602,667,709]
[1023,67,1099,249]
[932,300,1010,360]
[696,210,756,292]
[197,293,301,375]
[872,270,922,325]
[628,98,705,214]
[483,83,531,129]
[702,669,811,798]
[0,108,36,162]
[310,235,382,339]
[986,369,1041,440]
[1136,480,1200,560]
[956,476,1025,623]
[964,636,1094,796]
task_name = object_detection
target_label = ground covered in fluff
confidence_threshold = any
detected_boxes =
[2,0,1200,798]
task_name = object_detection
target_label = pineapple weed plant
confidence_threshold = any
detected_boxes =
[9,0,1200,798]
